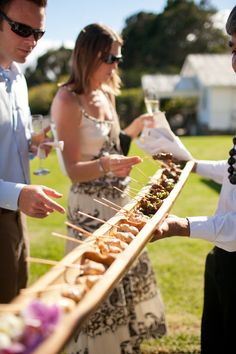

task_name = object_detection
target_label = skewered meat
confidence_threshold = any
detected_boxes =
[114,231,135,244]
[62,285,86,303]
[117,223,139,236]
[81,259,107,275]
[152,152,173,161]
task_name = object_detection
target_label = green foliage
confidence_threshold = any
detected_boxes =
[122,0,228,86]
[28,82,58,115]
[116,87,145,127]
[25,46,72,87]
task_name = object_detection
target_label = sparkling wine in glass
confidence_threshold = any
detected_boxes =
[31,114,50,176]
[144,98,160,115]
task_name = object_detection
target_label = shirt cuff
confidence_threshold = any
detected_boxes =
[188,216,217,243]
[0,181,26,210]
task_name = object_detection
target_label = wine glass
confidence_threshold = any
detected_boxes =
[144,89,160,115]
[31,114,50,176]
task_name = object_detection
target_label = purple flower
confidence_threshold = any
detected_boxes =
[20,300,62,353]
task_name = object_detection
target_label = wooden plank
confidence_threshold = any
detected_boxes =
[1,161,194,354]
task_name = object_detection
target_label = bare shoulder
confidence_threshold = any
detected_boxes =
[52,86,77,107]
[51,86,81,125]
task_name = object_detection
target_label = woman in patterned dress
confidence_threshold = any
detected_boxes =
[51,23,167,354]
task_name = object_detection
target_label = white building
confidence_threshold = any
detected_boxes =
[142,54,236,133]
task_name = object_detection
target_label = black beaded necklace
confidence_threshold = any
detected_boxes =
[228,136,236,184]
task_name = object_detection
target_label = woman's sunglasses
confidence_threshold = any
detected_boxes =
[103,54,123,65]
[0,10,45,41]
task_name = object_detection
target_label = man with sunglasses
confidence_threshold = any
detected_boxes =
[0,0,65,304]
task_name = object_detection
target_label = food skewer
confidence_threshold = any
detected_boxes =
[129,176,146,187]
[113,186,140,201]
[143,154,160,167]
[93,198,120,213]
[101,197,123,210]
[65,221,92,237]
[77,211,114,227]
[133,166,150,179]
[51,232,96,247]
[27,257,81,270]
[143,155,170,170]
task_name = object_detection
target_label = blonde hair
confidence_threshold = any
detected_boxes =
[65,23,123,95]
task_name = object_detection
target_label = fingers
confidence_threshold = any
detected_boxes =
[108,156,141,176]
[37,186,65,214]
[42,186,63,199]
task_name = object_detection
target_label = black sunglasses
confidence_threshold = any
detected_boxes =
[103,54,123,64]
[0,10,45,41]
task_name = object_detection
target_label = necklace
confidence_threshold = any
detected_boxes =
[228,136,236,184]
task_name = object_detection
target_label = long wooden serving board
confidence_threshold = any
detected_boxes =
[1,160,194,354]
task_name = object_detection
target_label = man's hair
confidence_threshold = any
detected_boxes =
[0,0,47,11]
[226,6,236,35]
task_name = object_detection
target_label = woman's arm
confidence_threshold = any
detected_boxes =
[51,88,142,183]
[123,113,155,139]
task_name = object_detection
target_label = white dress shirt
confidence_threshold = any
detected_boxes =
[0,63,31,210]
[189,160,236,252]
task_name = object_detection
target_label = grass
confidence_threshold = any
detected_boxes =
[28,135,231,353]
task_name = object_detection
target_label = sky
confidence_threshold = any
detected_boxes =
[24,0,236,68]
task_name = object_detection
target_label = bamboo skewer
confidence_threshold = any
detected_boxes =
[27,257,81,270]
[93,198,120,213]
[51,232,96,247]
[129,176,146,187]
[134,166,150,179]
[113,186,139,201]
[20,282,83,295]
[65,221,92,237]
[77,210,114,227]
[101,197,122,210]
[143,155,170,169]
[143,154,159,167]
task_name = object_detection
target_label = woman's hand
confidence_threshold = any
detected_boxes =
[100,154,142,177]
[123,113,155,139]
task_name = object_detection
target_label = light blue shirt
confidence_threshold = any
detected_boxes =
[0,62,31,210]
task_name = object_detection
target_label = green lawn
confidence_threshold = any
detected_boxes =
[28,135,231,353]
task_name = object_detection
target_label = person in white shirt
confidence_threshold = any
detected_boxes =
[152,6,236,354]
[0,0,65,304]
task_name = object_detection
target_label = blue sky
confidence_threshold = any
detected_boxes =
[44,0,235,42]
[25,0,236,68]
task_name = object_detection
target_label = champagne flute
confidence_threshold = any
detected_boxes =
[31,114,50,176]
[144,90,160,115]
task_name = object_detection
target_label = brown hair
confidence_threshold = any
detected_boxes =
[65,23,123,95]
[226,6,236,35]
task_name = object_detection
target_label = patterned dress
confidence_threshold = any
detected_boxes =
[65,109,167,354]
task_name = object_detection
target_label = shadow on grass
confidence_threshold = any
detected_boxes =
[200,179,221,194]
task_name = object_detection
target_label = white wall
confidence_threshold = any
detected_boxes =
[208,87,236,130]
[198,87,210,126]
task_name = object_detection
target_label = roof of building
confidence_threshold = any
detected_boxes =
[141,54,236,98]
[181,54,236,86]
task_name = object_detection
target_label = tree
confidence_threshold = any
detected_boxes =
[121,0,228,77]
[25,46,72,87]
